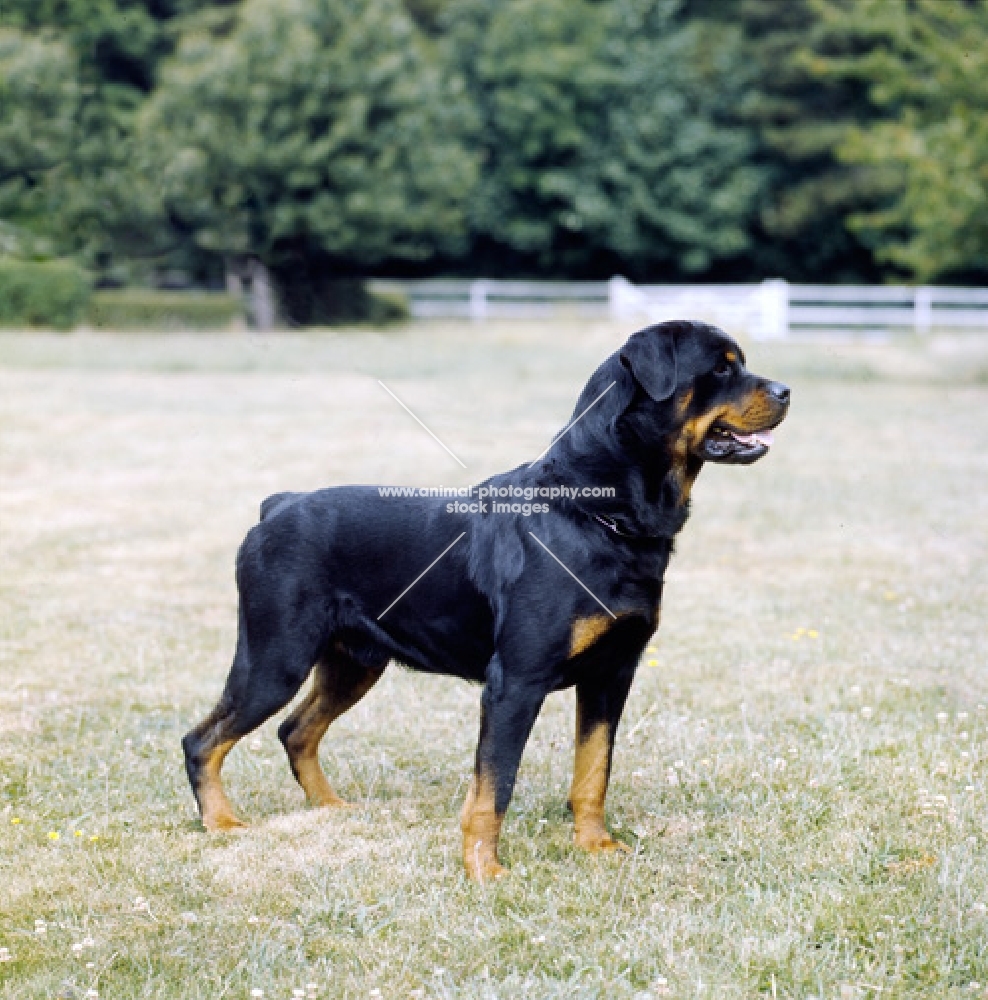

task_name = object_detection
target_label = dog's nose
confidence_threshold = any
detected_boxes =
[765,381,790,405]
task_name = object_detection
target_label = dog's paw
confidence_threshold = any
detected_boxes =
[202,812,248,833]
[574,828,631,854]
[309,793,353,809]
[463,840,508,883]
[465,857,508,883]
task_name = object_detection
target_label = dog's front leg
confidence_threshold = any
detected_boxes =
[569,659,638,853]
[461,678,545,882]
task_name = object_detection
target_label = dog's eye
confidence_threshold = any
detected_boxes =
[713,360,731,378]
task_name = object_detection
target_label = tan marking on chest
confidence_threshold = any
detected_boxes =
[569,615,614,658]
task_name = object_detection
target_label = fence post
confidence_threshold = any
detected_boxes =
[608,275,644,321]
[469,279,489,321]
[755,279,789,340]
[914,286,933,335]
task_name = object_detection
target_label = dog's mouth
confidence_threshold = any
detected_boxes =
[697,423,776,465]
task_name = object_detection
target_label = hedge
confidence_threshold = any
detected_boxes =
[0,259,92,330]
[86,290,244,330]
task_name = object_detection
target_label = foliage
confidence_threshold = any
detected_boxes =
[733,0,894,282]
[0,25,167,275]
[86,289,243,329]
[0,258,92,329]
[1,0,987,288]
[441,0,765,277]
[141,0,478,315]
[0,3,234,276]
[0,1,235,91]
[813,0,988,282]
[0,30,80,228]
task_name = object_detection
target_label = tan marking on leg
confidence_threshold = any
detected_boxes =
[281,689,348,808]
[199,739,246,832]
[569,615,614,658]
[570,717,629,854]
[281,661,382,808]
[460,770,506,882]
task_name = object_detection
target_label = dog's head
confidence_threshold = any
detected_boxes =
[546,321,790,534]
[616,320,790,467]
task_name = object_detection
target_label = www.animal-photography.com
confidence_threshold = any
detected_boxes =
[2,2,987,998]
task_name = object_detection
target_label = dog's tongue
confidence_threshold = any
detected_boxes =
[731,428,774,448]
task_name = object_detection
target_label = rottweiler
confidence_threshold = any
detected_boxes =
[183,320,789,880]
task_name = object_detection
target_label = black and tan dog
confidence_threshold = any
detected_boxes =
[183,320,789,880]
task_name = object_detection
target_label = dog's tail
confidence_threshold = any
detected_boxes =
[259,491,302,522]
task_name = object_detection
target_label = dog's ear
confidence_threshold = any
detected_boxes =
[620,323,679,401]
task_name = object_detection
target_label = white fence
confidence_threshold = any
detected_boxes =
[370,277,988,338]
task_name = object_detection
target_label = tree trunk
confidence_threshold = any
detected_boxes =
[248,257,275,331]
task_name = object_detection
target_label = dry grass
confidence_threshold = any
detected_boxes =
[1,324,987,999]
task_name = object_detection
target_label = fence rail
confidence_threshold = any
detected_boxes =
[369,277,988,338]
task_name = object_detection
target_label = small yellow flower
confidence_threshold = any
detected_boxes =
[74,830,84,838]
[647,658,659,667]
[807,629,819,639]
[11,817,21,825]
[89,834,99,842]
[48,831,60,841]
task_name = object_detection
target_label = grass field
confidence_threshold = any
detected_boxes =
[1,323,987,999]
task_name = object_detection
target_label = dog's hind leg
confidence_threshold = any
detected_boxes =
[278,647,387,807]
[278,648,387,806]
[182,699,245,832]
[183,615,318,831]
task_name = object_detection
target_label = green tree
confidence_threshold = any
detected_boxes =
[0,29,80,250]
[441,0,765,278]
[730,0,897,282]
[142,0,478,324]
[817,0,988,281]
[0,2,236,275]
